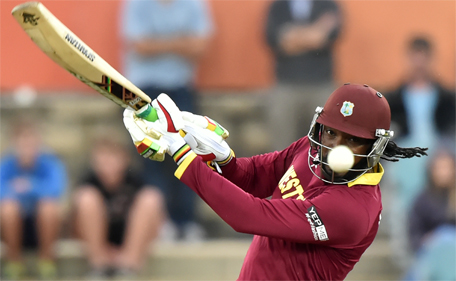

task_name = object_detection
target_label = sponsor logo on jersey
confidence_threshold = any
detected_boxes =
[306,206,329,241]
[65,34,96,62]
[278,165,305,200]
[305,213,319,241]
[340,101,354,117]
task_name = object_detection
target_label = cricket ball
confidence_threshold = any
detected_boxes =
[327,145,354,173]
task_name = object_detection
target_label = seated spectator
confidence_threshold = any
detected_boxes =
[408,147,455,253]
[72,133,165,279]
[405,224,456,281]
[404,147,455,280]
[0,117,67,280]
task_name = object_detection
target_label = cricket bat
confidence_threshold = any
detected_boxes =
[11,1,156,120]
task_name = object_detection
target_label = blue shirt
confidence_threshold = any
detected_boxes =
[0,152,67,216]
[392,85,438,210]
[121,0,213,89]
[290,0,313,21]
[403,85,438,146]
[405,225,456,281]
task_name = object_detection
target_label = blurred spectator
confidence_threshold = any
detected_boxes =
[120,0,213,240]
[404,225,456,281]
[387,36,455,208]
[388,36,455,142]
[408,148,455,253]
[404,149,455,280]
[72,134,165,278]
[384,35,455,271]
[265,0,342,151]
[0,117,67,280]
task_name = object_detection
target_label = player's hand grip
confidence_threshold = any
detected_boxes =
[135,104,158,122]
[123,109,168,161]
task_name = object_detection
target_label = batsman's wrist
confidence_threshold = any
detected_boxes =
[216,149,235,166]
[172,144,193,165]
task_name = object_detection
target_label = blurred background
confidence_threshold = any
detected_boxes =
[1,0,455,280]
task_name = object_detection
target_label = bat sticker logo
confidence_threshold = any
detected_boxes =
[22,13,40,26]
[129,96,142,106]
[64,34,96,62]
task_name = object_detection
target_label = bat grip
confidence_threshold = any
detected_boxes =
[135,104,158,122]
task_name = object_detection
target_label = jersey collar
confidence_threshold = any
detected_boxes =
[347,163,384,187]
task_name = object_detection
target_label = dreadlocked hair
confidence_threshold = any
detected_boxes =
[381,140,428,162]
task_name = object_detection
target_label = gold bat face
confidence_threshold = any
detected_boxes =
[12,2,151,111]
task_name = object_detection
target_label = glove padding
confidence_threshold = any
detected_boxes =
[123,93,191,164]
[124,93,234,167]
[182,112,229,140]
[123,108,169,161]
[181,112,233,165]
[135,93,185,134]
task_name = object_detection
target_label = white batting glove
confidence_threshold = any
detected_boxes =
[123,94,192,165]
[181,112,234,167]
[123,108,169,161]
[135,93,186,134]
[182,112,229,140]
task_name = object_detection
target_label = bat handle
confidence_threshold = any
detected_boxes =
[135,104,158,122]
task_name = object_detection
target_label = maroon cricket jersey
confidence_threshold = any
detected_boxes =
[175,136,384,280]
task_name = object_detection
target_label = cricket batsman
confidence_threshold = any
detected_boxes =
[122,83,427,280]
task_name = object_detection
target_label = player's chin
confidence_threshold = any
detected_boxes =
[320,162,347,181]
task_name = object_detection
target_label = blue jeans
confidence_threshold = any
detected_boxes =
[140,86,198,229]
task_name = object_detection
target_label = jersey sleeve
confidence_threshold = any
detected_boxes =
[304,188,377,247]
[219,138,305,198]
[176,153,376,247]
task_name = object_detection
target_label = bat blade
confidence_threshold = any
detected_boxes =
[11,1,151,111]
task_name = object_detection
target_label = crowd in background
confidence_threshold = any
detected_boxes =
[383,35,456,279]
[1,0,455,280]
